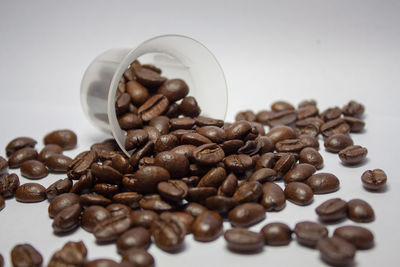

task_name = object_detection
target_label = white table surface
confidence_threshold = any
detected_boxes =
[0,0,399,266]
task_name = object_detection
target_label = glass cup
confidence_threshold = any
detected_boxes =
[80,34,228,156]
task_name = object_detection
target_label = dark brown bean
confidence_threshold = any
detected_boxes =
[80,193,112,206]
[138,94,169,122]
[130,210,159,229]
[193,143,225,166]
[320,118,350,137]
[361,169,387,191]
[81,205,111,233]
[338,145,368,165]
[157,180,188,202]
[347,199,375,223]
[68,150,98,180]
[135,67,166,88]
[220,139,244,155]
[48,241,87,267]
[315,198,348,222]
[82,259,120,267]
[121,248,155,267]
[260,182,286,211]
[317,237,356,266]
[248,168,277,183]
[48,193,80,218]
[11,243,43,267]
[298,147,324,170]
[44,154,72,172]
[170,117,195,130]
[8,147,38,168]
[296,105,319,120]
[235,110,256,122]
[284,163,316,184]
[170,144,196,160]
[224,228,264,252]
[192,210,223,242]
[275,139,305,153]
[205,195,238,214]
[196,126,226,144]
[52,203,82,233]
[294,221,328,247]
[342,100,365,118]
[160,211,194,235]
[333,225,374,249]
[38,144,63,162]
[116,227,151,254]
[183,202,207,217]
[271,101,295,112]
[233,181,263,203]
[324,134,354,153]
[266,125,296,144]
[225,121,252,140]
[6,137,37,157]
[179,96,201,117]
[45,178,72,201]
[44,129,77,150]
[219,172,238,197]
[320,106,342,121]
[181,132,212,146]
[186,187,217,203]
[343,116,365,132]
[93,214,132,242]
[91,163,123,185]
[126,80,150,106]
[273,153,296,178]
[118,113,143,130]
[198,167,227,188]
[15,183,46,203]
[306,172,340,194]
[255,153,276,170]
[195,116,224,127]
[129,141,154,168]
[151,217,185,252]
[0,173,20,198]
[112,192,142,209]
[106,203,131,218]
[266,110,297,127]
[228,202,265,227]
[154,151,189,178]
[139,194,173,212]
[260,222,292,246]
[224,154,253,174]
[154,134,179,153]
[294,117,324,137]
[284,182,313,206]
[125,129,149,151]
[20,160,48,179]
[0,196,4,211]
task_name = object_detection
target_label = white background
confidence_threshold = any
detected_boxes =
[0,0,399,266]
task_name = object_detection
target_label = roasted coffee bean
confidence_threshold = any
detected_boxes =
[186,187,217,203]
[125,129,149,151]
[44,154,72,173]
[80,193,112,206]
[324,134,353,153]
[260,222,292,246]
[170,144,196,160]
[248,168,277,183]
[298,99,317,108]
[315,198,348,222]
[195,116,224,127]
[296,105,319,120]
[181,176,199,187]
[219,172,238,197]
[196,126,226,144]
[139,194,173,212]
[11,243,43,267]
[48,192,80,218]
[129,141,154,168]
[339,145,368,165]
[151,217,186,252]
[93,183,119,198]
[154,151,189,178]
[69,171,94,194]
[298,147,324,170]
[91,163,123,185]
[228,202,265,227]
[0,173,20,198]
[275,139,305,153]
[361,169,387,191]
[320,118,350,137]
[284,182,313,206]
[235,110,256,122]
[179,96,201,117]
[0,196,4,211]
[157,180,188,202]
[333,225,374,249]
[224,228,264,253]
[6,137,37,157]
[121,248,155,267]
[0,156,7,176]
[67,150,97,180]
[193,143,225,166]
[284,163,316,184]
[306,172,340,194]
[154,134,179,153]
[48,241,87,267]
[233,181,263,203]
[298,134,319,149]
[46,178,72,200]
[123,166,170,194]
[181,132,212,146]
[111,154,133,174]
[342,100,364,118]
[44,129,77,150]
[38,144,63,163]
[94,214,132,242]
[15,183,46,203]
[254,136,274,154]
[160,211,194,234]
[20,160,48,179]
[294,117,324,137]
[148,116,170,135]
[237,140,263,155]
[294,221,328,247]
[115,92,131,116]
[260,182,286,211]
[143,126,161,143]
[137,94,169,122]
[220,139,244,155]
[119,113,143,130]
[255,110,274,125]
[116,227,151,253]
[90,139,120,160]
[192,210,223,242]
[224,154,252,173]
[183,202,207,217]
[189,163,210,177]
[225,121,252,140]
[348,199,375,223]
[157,78,189,102]
[343,116,365,132]
[267,110,297,127]
[255,152,275,170]
[135,67,166,88]
[81,205,111,233]
[52,202,81,233]
[317,237,356,266]
[198,167,227,188]
[271,101,295,112]
[130,210,159,229]
[170,117,195,130]
[112,192,142,209]
[106,204,131,218]
[273,153,296,178]
[205,195,238,214]
[320,106,342,121]
[8,147,38,168]
[126,80,150,106]
[266,125,296,144]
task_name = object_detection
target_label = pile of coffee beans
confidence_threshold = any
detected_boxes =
[0,59,386,267]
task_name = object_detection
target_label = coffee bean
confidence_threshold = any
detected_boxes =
[343,116,365,132]
[8,147,38,168]
[0,196,4,211]
[80,193,112,206]
[139,194,173,212]
[106,203,131,218]
[224,154,252,173]
[225,121,252,140]
[317,236,356,266]
[112,192,142,209]
[126,80,150,106]
[339,145,368,165]
[275,139,305,153]
[195,116,224,127]
[296,105,319,120]
[232,181,262,203]
[219,172,238,197]
[195,126,226,144]
[273,153,296,178]
[260,222,292,246]
[284,182,313,206]
[205,195,238,214]
[284,163,316,184]
[298,99,317,108]
[68,150,98,180]
[298,147,323,170]
[146,116,169,135]
[91,163,123,185]
[11,243,43,267]
[266,125,296,144]
[94,214,132,242]
[315,198,348,222]
[115,92,131,116]
[224,228,264,253]
[220,139,244,155]
[198,167,227,188]
[320,118,350,137]
[44,129,77,150]
[43,154,70,173]
[157,180,188,202]
[156,78,189,102]
[52,203,82,233]
[137,94,169,122]
[121,248,155,267]
[6,137,37,157]
[170,117,195,130]
[193,143,225,166]
[135,67,166,88]
[45,178,72,201]
[333,225,374,249]
[180,132,211,146]
[248,168,277,183]
[20,160,48,179]
[294,221,328,247]
[182,176,200,187]
[143,126,161,143]
[48,192,80,218]
[154,134,179,153]
[125,129,149,151]
[235,110,256,121]
[38,144,63,162]
[48,241,87,267]
[15,183,46,203]
[93,183,119,198]
[260,182,286,211]
[0,157,7,176]
[183,202,207,217]
[111,154,133,174]
[361,169,387,191]
[267,110,297,127]
[186,187,217,203]
[342,100,364,118]
[271,101,295,112]
[306,172,340,194]
[69,171,94,194]
[347,199,375,223]
[0,173,20,198]
[298,134,319,149]
[81,205,111,233]
[129,141,154,168]
[0,252,3,267]
[116,227,151,253]
[294,117,324,137]
[154,151,189,178]
[255,110,274,125]
[151,217,186,252]
[324,134,353,153]
[192,210,223,242]
[130,210,159,229]
[160,211,194,234]
[255,152,276,170]
[228,202,265,227]
[179,96,201,117]
[90,139,120,160]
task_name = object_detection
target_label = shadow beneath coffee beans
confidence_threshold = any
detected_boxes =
[364,184,389,193]
[318,217,347,225]
[54,227,79,237]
